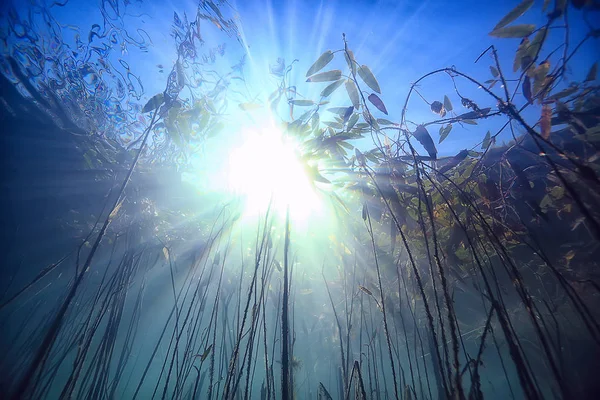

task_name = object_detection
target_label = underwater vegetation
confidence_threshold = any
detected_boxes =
[0,0,599,399]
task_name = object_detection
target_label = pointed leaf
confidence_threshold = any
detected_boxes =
[368,93,388,115]
[345,79,360,109]
[439,149,469,174]
[290,99,315,106]
[414,125,437,159]
[320,79,345,97]
[344,50,356,75]
[482,131,491,149]
[357,65,381,94]
[490,24,536,38]
[343,106,354,123]
[585,62,597,82]
[307,70,342,82]
[306,50,334,77]
[443,95,453,112]
[327,107,350,115]
[438,124,453,144]
[346,113,360,131]
[142,93,165,113]
[456,108,491,120]
[490,66,499,78]
[493,0,534,31]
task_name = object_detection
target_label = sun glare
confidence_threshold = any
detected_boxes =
[227,126,321,220]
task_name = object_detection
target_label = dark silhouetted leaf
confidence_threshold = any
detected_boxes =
[362,203,367,220]
[368,93,388,115]
[443,95,453,112]
[490,24,535,38]
[345,79,360,109]
[414,125,437,159]
[343,106,354,123]
[523,75,532,102]
[306,50,334,77]
[457,108,491,120]
[142,93,164,113]
[439,124,453,144]
[290,99,315,106]
[439,149,469,174]
[585,62,597,82]
[321,79,344,97]
[493,0,534,30]
[307,70,342,82]
[430,101,444,115]
[358,65,381,93]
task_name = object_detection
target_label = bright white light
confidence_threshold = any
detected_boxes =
[228,126,321,220]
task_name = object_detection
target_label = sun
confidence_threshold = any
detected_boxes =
[227,125,322,220]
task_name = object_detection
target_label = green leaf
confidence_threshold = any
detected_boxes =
[493,0,534,31]
[357,65,381,94]
[290,99,315,106]
[323,121,343,129]
[463,119,478,125]
[438,124,453,144]
[490,66,499,78]
[327,107,350,115]
[344,50,356,75]
[346,113,360,131]
[306,50,334,77]
[443,95,453,112]
[377,119,394,125]
[585,62,597,82]
[549,186,565,200]
[142,93,164,113]
[321,79,345,97]
[490,24,535,38]
[345,79,360,109]
[306,70,342,82]
[482,131,491,149]
[523,28,547,63]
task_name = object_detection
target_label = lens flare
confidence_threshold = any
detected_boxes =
[227,126,321,220]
